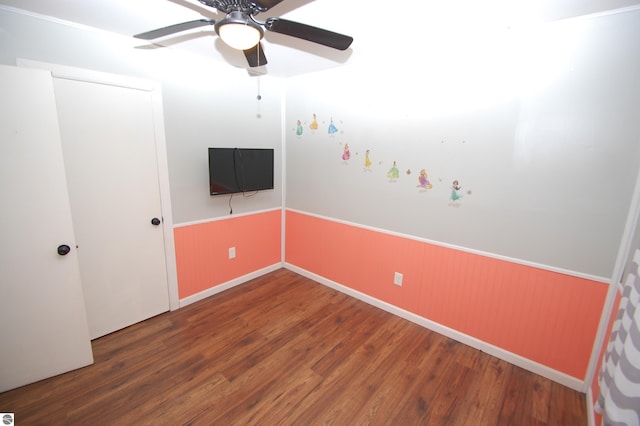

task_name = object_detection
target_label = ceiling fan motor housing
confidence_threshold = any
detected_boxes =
[199,0,265,15]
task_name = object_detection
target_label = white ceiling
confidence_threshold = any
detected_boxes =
[1,0,639,78]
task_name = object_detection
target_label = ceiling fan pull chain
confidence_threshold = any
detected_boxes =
[257,77,262,101]
[256,42,262,100]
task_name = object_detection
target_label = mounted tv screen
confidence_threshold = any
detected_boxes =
[209,148,274,196]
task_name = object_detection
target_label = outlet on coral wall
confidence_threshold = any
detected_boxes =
[394,272,403,286]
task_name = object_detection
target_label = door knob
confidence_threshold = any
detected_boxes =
[57,244,71,256]
[151,217,161,226]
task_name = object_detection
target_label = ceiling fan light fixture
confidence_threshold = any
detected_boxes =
[215,11,263,50]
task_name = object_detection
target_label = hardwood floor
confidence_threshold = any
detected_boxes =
[0,269,587,425]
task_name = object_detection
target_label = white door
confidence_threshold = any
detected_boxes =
[0,65,93,392]
[53,78,170,339]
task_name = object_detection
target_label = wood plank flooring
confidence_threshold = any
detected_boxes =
[0,268,588,425]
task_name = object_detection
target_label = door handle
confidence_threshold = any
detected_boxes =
[151,217,161,226]
[57,244,71,256]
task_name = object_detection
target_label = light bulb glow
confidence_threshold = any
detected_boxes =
[219,23,262,50]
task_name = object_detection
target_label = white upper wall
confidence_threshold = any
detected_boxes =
[284,7,640,280]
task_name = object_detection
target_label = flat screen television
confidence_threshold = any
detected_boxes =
[209,148,274,196]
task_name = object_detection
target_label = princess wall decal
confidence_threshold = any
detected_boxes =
[364,149,372,171]
[328,117,338,135]
[417,169,433,190]
[387,161,400,182]
[309,113,319,130]
[341,143,351,161]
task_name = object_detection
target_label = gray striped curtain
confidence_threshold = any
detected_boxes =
[595,248,640,425]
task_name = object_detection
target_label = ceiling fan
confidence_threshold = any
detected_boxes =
[134,0,354,68]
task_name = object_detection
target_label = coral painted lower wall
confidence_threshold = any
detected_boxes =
[285,210,608,380]
[174,209,282,299]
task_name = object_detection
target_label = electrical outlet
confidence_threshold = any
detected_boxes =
[228,247,236,259]
[394,272,403,286]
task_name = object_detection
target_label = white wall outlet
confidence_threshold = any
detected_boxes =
[228,247,236,259]
[393,272,403,286]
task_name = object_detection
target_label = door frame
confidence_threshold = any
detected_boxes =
[17,58,179,311]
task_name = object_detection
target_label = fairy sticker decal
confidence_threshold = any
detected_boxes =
[417,169,433,190]
[387,161,400,182]
[295,119,303,136]
[328,117,338,135]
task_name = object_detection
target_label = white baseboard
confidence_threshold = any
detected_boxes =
[285,262,585,392]
[178,263,283,308]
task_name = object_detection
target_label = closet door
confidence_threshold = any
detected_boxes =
[0,65,93,392]
[53,77,170,339]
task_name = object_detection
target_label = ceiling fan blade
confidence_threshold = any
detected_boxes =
[134,19,215,40]
[243,43,268,67]
[253,0,288,10]
[264,18,353,50]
